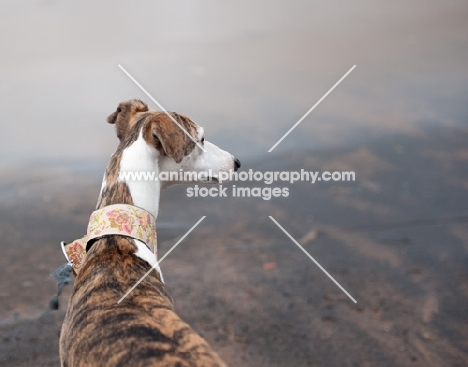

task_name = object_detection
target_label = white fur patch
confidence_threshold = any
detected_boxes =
[97,174,107,204]
[134,239,164,283]
[118,130,161,219]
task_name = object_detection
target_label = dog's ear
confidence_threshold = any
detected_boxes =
[107,100,149,140]
[147,113,195,164]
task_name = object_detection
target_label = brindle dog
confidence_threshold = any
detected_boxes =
[60,100,240,367]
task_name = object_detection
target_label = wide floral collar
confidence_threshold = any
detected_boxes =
[61,204,157,273]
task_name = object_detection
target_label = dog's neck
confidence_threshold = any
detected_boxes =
[97,129,162,219]
[95,129,164,276]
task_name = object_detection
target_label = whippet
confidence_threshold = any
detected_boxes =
[59,99,240,367]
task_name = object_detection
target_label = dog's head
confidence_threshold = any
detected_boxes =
[107,100,240,186]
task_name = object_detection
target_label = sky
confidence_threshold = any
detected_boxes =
[0,0,467,168]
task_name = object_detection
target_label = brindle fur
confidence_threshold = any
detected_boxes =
[60,101,228,367]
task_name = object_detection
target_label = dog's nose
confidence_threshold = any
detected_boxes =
[234,157,241,171]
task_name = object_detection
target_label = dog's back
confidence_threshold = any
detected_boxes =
[60,236,227,367]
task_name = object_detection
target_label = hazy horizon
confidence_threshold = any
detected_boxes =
[1,0,467,169]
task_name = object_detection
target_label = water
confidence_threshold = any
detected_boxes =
[0,0,467,171]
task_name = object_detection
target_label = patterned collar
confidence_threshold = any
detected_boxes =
[61,204,157,273]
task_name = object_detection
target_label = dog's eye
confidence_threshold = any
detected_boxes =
[201,137,205,143]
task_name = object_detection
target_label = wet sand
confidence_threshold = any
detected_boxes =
[0,126,467,366]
